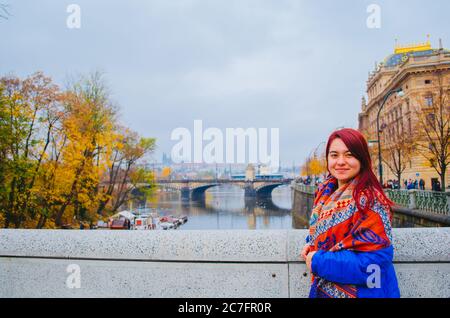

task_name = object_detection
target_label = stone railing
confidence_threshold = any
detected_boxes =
[291,182,316,195]
[292,182,450,216]
[385,189,450,216]
[0,229,449,298]
[385,189,412,208]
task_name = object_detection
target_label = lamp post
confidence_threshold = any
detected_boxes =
[376,87,404,186]
[305,141,326,182]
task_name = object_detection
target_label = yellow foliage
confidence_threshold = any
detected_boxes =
[0,72,156,228]
[161,167,172,178]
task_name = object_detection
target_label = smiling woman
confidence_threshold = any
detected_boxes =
[328,138,361,187]
[300,128,400,298]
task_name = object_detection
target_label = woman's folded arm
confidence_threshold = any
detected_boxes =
[311,246,394,285]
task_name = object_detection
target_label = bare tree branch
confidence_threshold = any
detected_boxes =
[0,3,11,20]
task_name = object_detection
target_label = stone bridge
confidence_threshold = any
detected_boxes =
[153,179,293,200]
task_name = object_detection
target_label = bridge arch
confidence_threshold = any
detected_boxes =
[190,184,219,200]
[255,183,286,198]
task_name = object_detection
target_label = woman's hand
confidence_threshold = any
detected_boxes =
[305,251,317,272]
[300,244,311,260]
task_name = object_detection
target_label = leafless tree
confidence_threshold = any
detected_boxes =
[413,70,450,191]
[0,3,11,20]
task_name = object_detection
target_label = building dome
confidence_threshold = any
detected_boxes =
[382,37,450,68]
[383,49,436,68]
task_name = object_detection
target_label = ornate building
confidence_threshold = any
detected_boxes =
[358,37,450,190]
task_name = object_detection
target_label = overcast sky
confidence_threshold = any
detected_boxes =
[1,0,449,167]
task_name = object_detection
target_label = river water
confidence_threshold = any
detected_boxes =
[143,184,297,230]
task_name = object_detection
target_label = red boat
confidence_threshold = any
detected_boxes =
[110,218,131,230]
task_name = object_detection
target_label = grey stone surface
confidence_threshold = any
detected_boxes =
[0,228,449,298]
[394,263,450,298]
[0,229,287,262]
[287,230,309,262]
[0,257,288,298]
[392,228,450,262]
[288,263,313,298]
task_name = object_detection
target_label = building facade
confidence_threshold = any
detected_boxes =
[358,38,450,190]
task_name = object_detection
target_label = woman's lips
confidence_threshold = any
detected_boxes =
[335,169,349,172]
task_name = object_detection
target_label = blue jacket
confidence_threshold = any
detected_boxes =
[310,245,400,298]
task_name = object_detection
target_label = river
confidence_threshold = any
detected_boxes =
[141,184,297,230]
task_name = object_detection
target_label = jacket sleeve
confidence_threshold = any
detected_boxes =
[311,246,394,285]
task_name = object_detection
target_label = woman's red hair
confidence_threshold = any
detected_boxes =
[325,128,394,214]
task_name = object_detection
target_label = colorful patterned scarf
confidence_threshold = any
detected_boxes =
[307,175,393,298]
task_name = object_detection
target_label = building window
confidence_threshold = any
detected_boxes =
[425,79,432,84]
[427,113,436,126]
[425,95,433,107]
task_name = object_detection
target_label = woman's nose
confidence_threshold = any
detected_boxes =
[336,156,346,165]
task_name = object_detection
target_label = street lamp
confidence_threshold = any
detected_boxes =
[376,87,404,186]
[304,141,326,182]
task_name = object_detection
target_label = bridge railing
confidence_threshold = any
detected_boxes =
[290,182,316,195]
[292,181,450,216]
[385,189,450,216]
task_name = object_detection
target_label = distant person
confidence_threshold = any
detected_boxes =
[435,180,441,192]
[300,128,400,298]
[419,179,425,190]
[407,179,414,190]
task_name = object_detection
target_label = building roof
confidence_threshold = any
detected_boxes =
[383,49,436,67]
[380,38,449,68]
[367,40,450,88]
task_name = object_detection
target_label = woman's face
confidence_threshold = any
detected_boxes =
[327,138,361,185]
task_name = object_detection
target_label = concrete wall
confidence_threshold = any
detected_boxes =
[0,228,449,298]
[291,186,314,229]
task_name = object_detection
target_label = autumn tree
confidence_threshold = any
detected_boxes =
[0,71,157,228]
[0,72,62,228]
[300,153,327,178]
[97,128,156,215]
[53,72,118,226]
[160,167,172,179]
[381,125,415,186]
